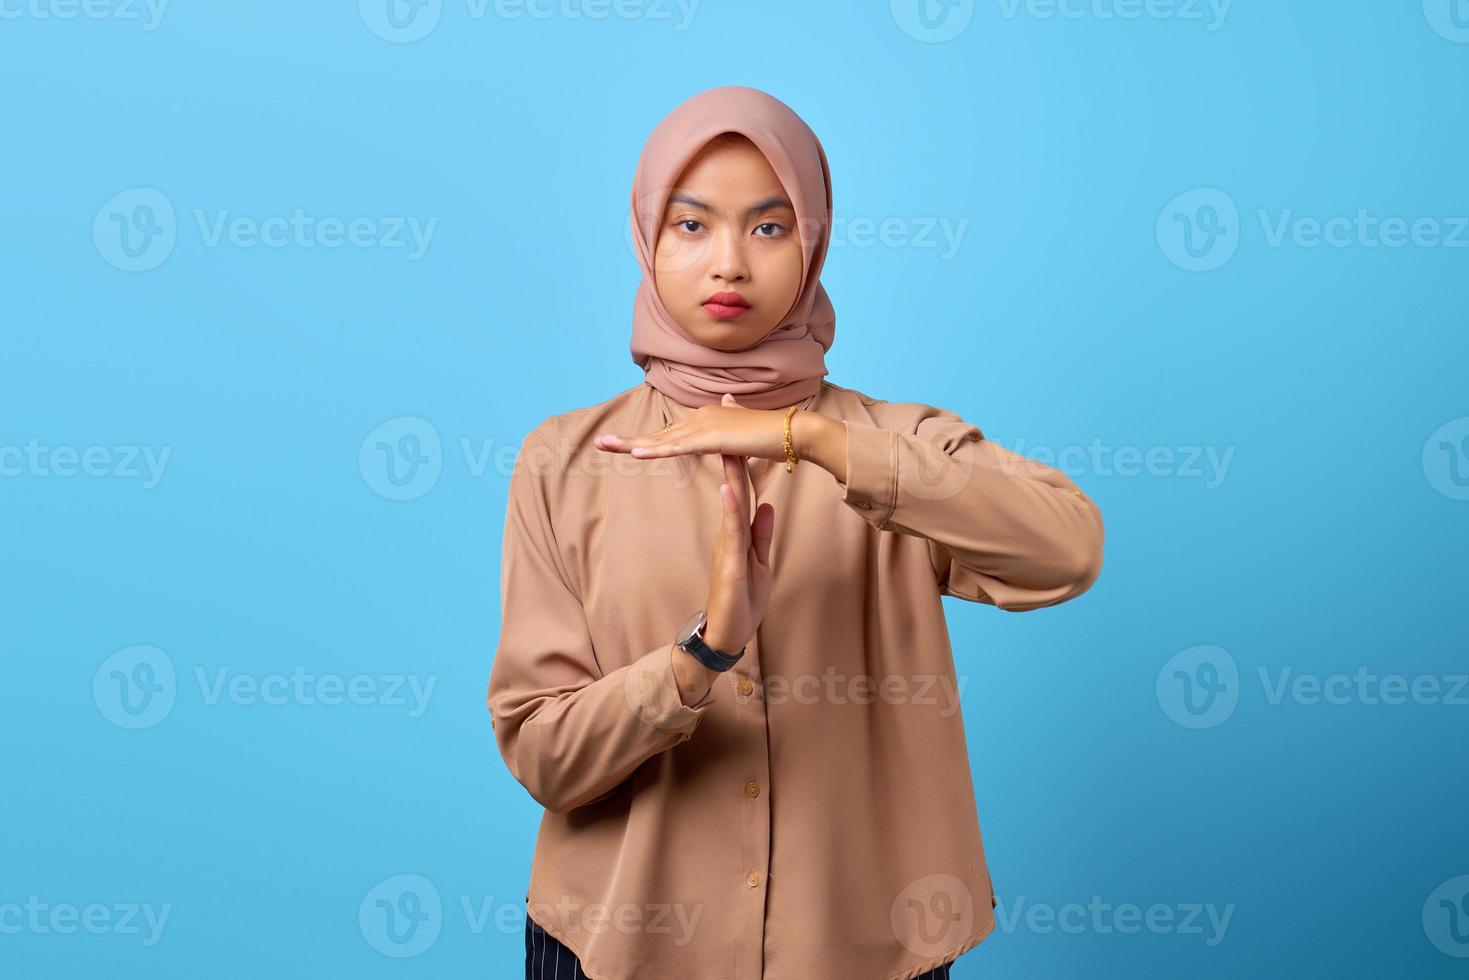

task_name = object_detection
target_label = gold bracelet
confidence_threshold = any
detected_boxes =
[783,405,800,473]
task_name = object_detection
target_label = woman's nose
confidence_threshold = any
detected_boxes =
[709,226,748,279]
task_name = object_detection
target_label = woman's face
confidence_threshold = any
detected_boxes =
[653,134,806,351]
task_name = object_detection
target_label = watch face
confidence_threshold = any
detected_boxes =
[676,609,706,647]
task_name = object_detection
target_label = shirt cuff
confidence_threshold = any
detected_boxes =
[625,643,716,736]
[838,419,898,529]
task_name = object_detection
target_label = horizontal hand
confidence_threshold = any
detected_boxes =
[593,392,786,461]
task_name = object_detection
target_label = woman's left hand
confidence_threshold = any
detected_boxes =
[593,393,787,461]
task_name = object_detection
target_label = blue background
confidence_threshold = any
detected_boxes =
[3,1,1467,977]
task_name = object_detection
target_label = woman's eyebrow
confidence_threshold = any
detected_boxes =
[666,192,794,216]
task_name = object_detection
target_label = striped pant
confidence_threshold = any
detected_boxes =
[524,913,955,978]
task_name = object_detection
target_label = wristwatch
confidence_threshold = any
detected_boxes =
[675,609,746,672]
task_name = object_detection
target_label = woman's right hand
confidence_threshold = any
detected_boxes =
[703,441,775,656]
[670,392,773,706]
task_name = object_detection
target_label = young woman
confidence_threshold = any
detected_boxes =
[489,85,1104,980]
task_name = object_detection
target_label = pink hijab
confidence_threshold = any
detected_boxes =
[628,85,836,410]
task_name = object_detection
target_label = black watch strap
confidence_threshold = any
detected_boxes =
[675,609,745,672]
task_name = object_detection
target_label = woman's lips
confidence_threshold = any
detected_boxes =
[702,301,752,319]
[702,292,751,319]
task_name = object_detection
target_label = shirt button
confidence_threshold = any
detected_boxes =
[744,780,760,798]
[738,678,754,696]
[746,870,762,887]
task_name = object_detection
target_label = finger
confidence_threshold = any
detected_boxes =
[630,434,688,458]
[594,432,648,453]
[595,432,678,456]
[720,456,751,555]
[716,481,737,559]
[721,453,750,523]
[718,481,749,565]
[750,502,774,568]
[719,481,734,523]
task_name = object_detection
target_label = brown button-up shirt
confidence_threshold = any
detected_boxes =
[488,379,1104,980]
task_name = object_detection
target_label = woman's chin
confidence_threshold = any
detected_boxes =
[683,322,773,352]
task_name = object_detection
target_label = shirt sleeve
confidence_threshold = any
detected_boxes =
[835,406,1104,612]
[487,425,715,814]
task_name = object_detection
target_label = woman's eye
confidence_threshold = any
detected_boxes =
[676,219,703,234]
[755,222,786,238]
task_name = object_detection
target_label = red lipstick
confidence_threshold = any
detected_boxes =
[702,291,751,320]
